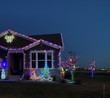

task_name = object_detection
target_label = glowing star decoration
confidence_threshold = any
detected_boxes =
[40,66,53,81]
[4,35,15,43]
[89,61,96,77]
[62,52,80,83]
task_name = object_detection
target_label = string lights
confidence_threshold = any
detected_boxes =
[0,30,62,51]
[61,52,80,83]
[89,61,96,77]
[0,29,64,81]
[4,35,15,43]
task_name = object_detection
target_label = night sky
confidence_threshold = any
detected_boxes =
[0,0,110,68]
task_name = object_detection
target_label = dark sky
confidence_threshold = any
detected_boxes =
[0,0,110,68]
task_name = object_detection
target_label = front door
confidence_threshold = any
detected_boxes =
[8,53,23,75]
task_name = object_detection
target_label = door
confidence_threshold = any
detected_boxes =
[8,53,23,75]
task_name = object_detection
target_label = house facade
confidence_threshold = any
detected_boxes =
[0,30,64,80]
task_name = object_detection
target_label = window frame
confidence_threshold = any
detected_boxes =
[30,51,53,69]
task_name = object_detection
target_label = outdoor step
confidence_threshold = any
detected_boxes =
[8,75,22,79]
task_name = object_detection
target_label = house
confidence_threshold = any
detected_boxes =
[0,29,64,80]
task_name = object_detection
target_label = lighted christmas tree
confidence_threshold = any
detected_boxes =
[62,52,80,83]
[89,61,96,77]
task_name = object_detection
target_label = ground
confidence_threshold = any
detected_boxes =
[0,73,110,98]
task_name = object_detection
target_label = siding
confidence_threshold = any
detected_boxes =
[24,43,61,68]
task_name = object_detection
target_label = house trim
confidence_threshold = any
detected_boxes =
[0,29,37,42]
[24,39,62,51]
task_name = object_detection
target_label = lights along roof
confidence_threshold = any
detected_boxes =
[0,30,63,50]
[0,30,36,49]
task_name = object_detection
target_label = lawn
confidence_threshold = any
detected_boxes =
[0,73,110,98]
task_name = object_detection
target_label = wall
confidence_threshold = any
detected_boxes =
[24,43,60,68]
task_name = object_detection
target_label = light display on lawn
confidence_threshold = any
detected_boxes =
[89,61,96,77]
[1,69,6,79]
[4,35,15,43]
[62,52,80,83]
[29,69,38,80]
[1,61,8,79]
[29,66,53,81]
[40,66,53,81]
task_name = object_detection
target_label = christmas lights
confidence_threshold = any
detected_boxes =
[0,30,63,81]
[61,52,80,83]
[29,66,53,81]
[28,50,56,69]
[0,30,62,51]
[4,35,15,43]
[89,61,96,77]
[1,61,8,79]
[1,69,6,79]
[29,69,38,80]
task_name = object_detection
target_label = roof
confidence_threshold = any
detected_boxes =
[0,30,35,49]
[29,33,63,46]
[0,30,64,50]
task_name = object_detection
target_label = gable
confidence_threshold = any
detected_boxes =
[0,30,64,51]
[0,30,35,49]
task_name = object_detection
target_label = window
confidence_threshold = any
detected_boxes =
[30,51,53,68]
[38,53,45,68]
[47,52,52,68]
[31,53,36,68]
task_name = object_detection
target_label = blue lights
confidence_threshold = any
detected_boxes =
[1,61,8,79]
[1,61,8,69]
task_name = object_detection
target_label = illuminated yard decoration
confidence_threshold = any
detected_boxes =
[40,66,53,81]
[5,35,15,43]
[89,61,96,77]
[1,61,8,79]
[29,69,38,80]
[29,66,53,81]
[62,52,80,83]
[1,69,6,79]
[61,67,65,80]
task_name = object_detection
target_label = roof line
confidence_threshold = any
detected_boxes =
[0,29,37,42]
[0,38,62,50]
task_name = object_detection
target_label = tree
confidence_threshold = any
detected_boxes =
[89,61,96,77]
[61,51,80,83]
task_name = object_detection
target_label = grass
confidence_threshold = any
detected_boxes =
[0,73,110,98]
